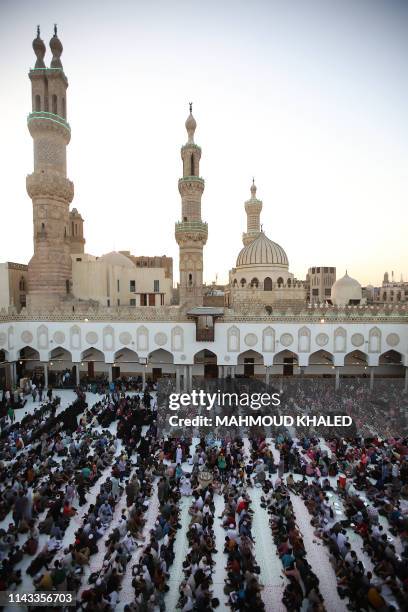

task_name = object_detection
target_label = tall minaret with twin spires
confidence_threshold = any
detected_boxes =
[175,104,208,306]
[26,26,74,308]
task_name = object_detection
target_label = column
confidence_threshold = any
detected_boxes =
[188,364,193,391]
[265,366,270,387]
[335,366,340,391]
[108,364,113,383]
[175,365,181,393]
[405,367,408,393]
[231,365,235,379]
[183,365,188,392]
[142,368,146,390]
[43,362,48,389]
[75,363,80,385]
[369,366,375,391]
[218,365,223,378]
[11,362,17,387]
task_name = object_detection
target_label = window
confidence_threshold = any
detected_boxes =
[277,277,284,287]
[140,293,147,306]
[287,278,292,287]
[324,267,328,273]
[76,257,82,262]
[240,278,246,287]
[62,97,66,118]
[250,278,259,288]
[130,298,136,306]
[107,299,110,306]
[52,94,57,114]
[130,280,136,292]
[312,288,319,296]
[117,279,120,292]
[154,280,160,292]
[65,279,70,294]
[190,153,195,176]
[35,94,41,111]
[117,299,120,306]
[188,273,193,286]
[325,288,331,296]
[264,277,272,291]
[316,267,321,273]
[19,278,25,291]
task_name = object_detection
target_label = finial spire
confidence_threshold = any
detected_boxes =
[49,24,63,69]
[185,103,197,144]
[33,25,46,69]
[250,178,257,198]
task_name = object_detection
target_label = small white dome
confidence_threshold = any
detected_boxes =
[99,251,135,269]
[236,232,288,268]
[331,272,362,306]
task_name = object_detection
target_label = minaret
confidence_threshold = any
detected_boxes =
[26,26,74,308]
[242,179,262,246]
[69,208,85,254]
[175,104,208,306]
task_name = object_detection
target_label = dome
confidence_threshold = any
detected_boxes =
[331,272,362,306]
[99,251,135,269]
[185,112,196,133]
[236,232,288,268]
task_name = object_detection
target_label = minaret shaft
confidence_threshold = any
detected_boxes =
[175,106,207,306]
[27,28,74,308]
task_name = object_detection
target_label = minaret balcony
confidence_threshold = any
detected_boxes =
[175,221,208,243]
[27,111,70,133]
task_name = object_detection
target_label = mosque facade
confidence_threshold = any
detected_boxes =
[1,29,408,390]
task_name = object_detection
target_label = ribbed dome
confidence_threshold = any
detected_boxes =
[331,272,362,306]
[236,232,288,268]
[99,251,135,269]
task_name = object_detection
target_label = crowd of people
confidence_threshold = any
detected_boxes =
[0,372,407,611]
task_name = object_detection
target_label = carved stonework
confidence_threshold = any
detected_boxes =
[85,331,98,345]
[334,327,346,352]
[262,327,275,352]
[316,333,329,347]
[137,326,149,351]
[280,333,293,347]
[351,333,364,347]
[154,332,168,346]
[171,326,184,351]
[386,333,400,347]
[227,326,240,352]
[53,331,65,344]
[119,332,132,346]
[298,326,311,352]
[21,330,34,344]
[27,173,74,203]
[368,327,381,353]
[244,333,257,347]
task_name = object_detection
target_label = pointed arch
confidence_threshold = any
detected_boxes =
[308,350,334,365]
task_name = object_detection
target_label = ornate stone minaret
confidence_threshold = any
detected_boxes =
[26,26,74,308]
[69,208,85,254]
[175,104,208,306]
[242,179,262,246]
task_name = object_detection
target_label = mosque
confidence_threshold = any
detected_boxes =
[0,28,407,390]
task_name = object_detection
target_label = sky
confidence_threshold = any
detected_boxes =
[0,0,407,287]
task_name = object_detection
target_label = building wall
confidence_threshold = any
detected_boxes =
[0,319,406,374]
[71,257,173,306]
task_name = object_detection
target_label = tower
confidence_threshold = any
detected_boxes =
[175,104,208,306]
[242,179,262,246]
[69,208,85,254]
[26,26,74,308]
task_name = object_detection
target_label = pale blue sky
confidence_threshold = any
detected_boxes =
[0,0,407,285]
